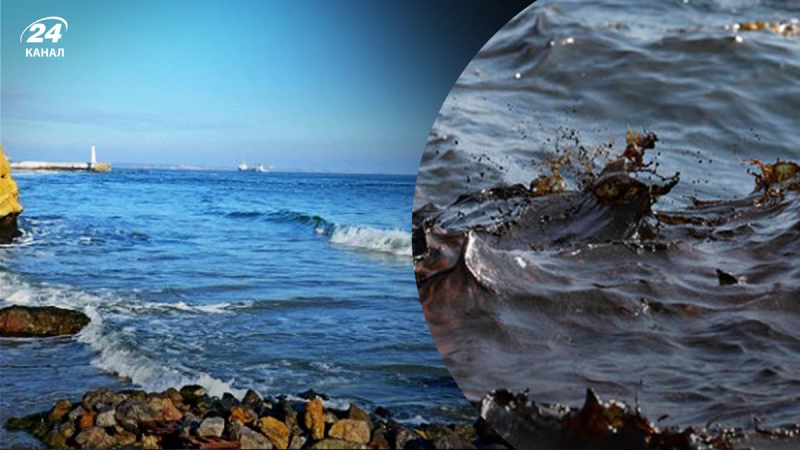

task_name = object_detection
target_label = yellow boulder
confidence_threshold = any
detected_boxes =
[0,144,23,243]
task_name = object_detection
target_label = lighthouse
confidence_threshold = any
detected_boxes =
[91,144,97,165]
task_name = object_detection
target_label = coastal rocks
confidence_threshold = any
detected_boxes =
[6,385,510,449]
[259,416,291,449]
[0,305,90,337]
[197,417,225,437]
[304,398,325,440]
[0,144,23,244]
[328,419,370,444]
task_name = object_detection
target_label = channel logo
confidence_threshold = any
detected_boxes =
[20,16,68,58]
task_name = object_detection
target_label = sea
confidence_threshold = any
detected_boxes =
[415,0,799,442]
[0,169,473,448]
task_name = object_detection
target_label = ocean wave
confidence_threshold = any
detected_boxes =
[227,208,412,257]
[328,226,412,257]
[0,272,245,398]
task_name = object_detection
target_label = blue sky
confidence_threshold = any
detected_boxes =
[1,1,529,174]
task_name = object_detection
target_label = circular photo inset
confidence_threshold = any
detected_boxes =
[413,1,800,449]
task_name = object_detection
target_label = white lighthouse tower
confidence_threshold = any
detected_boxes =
[91,144,97,166]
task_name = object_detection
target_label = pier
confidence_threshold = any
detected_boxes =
[10,145,111,172]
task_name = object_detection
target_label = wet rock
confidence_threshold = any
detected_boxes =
[68,405,89,423]
[369,428,391,449]
[323,411,339,425]
[179,385,208,403]
[289,434,307,449]
[115,399,158,432]
[148,396,183,422]
[49,399,72,422]
[83,388,125,412]
[79,411,96,429]
[0,305,90,337]
[230,420,273,449]
[141,433,160,449]
[259,416,291,449]
[433,432,476,449]
[242,389,263,410]
[348,404,373,430]
[304,398,325,440]
[329,419,371,444]
[112,428,137,447]
[392,425,423,450]
[311,438,363,449]
[298,389,330,401]
[230,406,258,424]
[0,145,23,244]
[161,387,183,404]
[43,421,74,449]
[96,407,117,428]
[197,416,225,437]
[119,389,148,402]
[75,426,116,449]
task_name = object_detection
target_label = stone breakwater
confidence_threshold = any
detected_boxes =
[5,386,512,449]
[0,144,24,244]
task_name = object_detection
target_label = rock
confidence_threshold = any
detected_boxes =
[74,426,116,449]
[373,407,391,420]
[229,406,258,424]
[304,398,325,440]
[0,145,23,244]
[329,419,371,444]
[0,305,90,337]
[392,426,422,449]
[277,399,301,434]
[112,429,137,447]
[310,439,362,449]
[179,385,207,403]
[242,389,263,410]
[323,411,339,425]
[49,399,72,422]
[230,421,273,449]
[119,389,148,402]
[433,433,476,449]
[82,388,124,412]
[258,416,291,449]
[68,405,89,423]
[368,428,391,449]
[148,396,183,422]
[115,399,158,432]
[43,429,68,448]
[161,387,183,404]
[142,433,160,449]
[96,407,117,428]
[197,416,225,437]
[348,404,373,430]
[79,411,97,429]
[298,389,329,401]
[289,434,307,449]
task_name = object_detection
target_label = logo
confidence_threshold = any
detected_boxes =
[20,17,68,58]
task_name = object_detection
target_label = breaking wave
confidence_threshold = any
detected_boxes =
[228,208,413,257]
[0,272,245,398]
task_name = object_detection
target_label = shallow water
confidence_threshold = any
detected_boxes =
[0,169,472,447]
[414,0,800,436]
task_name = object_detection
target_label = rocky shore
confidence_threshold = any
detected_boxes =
[5,386,512,449]
[0,144,24,244]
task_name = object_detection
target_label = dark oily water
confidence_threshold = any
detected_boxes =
[0,170,472,448]
[413,0,800,446]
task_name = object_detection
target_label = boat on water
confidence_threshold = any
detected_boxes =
[238,161,268,172]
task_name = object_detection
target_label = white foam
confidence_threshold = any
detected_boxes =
[329,226,412,257]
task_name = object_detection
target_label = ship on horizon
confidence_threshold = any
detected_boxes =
[238,161,268,172]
